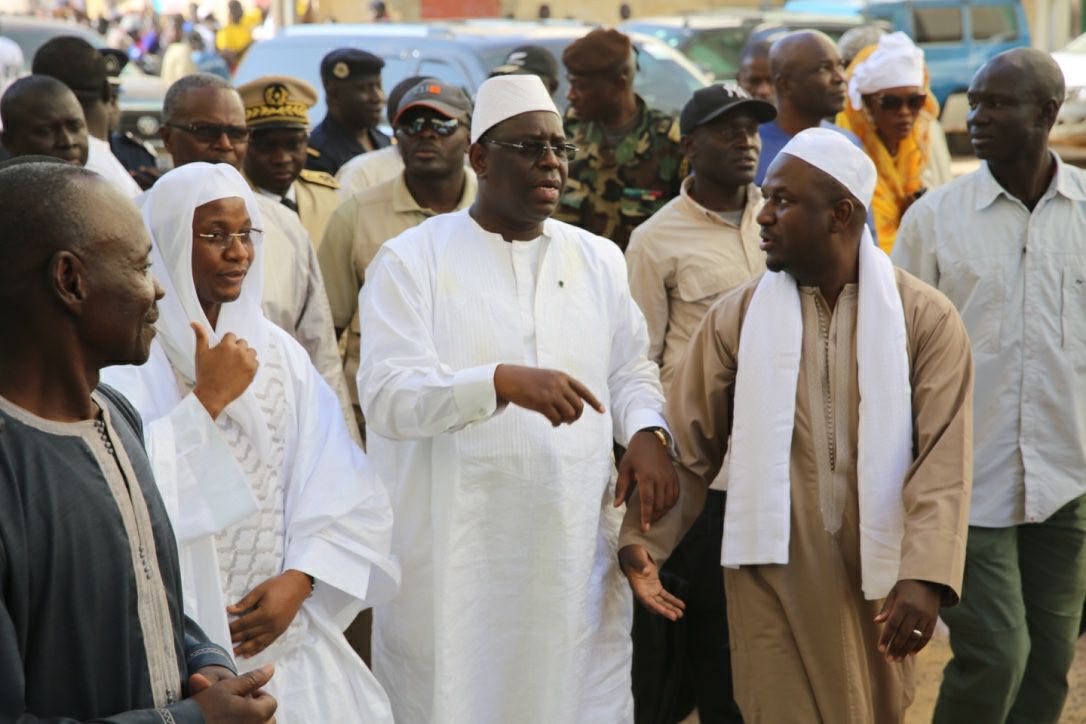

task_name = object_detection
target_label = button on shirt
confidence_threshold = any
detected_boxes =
[893,154,1086,526]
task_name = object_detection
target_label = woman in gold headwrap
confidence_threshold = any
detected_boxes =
[837,31,942,253]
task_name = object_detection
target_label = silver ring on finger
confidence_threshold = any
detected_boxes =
[910,628,923,638]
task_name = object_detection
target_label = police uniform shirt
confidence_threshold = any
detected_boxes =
[306,115,391,176]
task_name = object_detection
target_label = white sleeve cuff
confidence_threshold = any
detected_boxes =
[452,362,501,423]
[622,408,670,446]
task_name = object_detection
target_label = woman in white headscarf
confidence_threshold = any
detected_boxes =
[103,162,400,723]
[837,32,949,252]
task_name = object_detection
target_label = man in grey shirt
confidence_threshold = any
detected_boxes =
[893,49,1086,724]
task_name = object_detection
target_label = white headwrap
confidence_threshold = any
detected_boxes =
[725,127,912,600]
[847,31,925,111]
[470,74,560,143]
[778,127,877,207]
[137,162,271,456]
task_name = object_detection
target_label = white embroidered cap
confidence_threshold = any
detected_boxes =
[778,127,877,209]
[847,31,925,110]
[470,74,560,144]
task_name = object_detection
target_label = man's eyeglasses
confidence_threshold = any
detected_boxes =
[195,228,262,250]
[397,116,462,137]
[169,122,251,144]
[486,139,578,163]
[875,93,927,113]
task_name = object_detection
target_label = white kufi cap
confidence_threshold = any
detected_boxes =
[847,31,925,110]
[470,74,560,144]
[778,127,877,209]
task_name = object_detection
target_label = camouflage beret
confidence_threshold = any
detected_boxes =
[562,28,633,75]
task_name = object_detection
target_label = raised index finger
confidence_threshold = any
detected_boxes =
[568,377,605,414]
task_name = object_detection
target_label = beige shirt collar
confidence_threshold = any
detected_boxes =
[677,175,763,229]
[392,168,478,216]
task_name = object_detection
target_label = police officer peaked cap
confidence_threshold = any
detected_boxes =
[320,48,385,83]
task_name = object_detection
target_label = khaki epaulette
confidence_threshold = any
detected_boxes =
[299,168,340,189]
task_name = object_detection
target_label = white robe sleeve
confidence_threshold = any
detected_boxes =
[357,245,503,441]
[279,335,401,631]
[101,361,257,542]
[102,359,256,657]
[601,246,669,447]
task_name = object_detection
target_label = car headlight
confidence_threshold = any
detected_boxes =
[136,115,160,137]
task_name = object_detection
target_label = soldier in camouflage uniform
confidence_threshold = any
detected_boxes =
[557,28,685,251]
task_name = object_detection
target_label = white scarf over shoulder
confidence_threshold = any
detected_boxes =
[723,128,912,600]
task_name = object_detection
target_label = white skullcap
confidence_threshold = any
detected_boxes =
[470,74,560,144]
[778,127,877,209]
[847,31,924,111]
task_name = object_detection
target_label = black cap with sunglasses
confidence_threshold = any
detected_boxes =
[393,79,472,126]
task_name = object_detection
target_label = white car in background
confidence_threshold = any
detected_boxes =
[1052,33,1086,154]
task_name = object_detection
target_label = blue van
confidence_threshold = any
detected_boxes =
[862,0,1030,108]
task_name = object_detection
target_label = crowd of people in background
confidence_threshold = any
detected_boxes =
[1,9,1085,724]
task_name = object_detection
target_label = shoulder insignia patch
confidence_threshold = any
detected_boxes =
[299,168,340,189]
[306,147,321,158]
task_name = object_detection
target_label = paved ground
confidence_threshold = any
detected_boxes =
[906,630,1086,724]
[682,631,1086,723]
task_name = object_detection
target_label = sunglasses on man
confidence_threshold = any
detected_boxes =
[168,122,251,143]
[396,116,462,137]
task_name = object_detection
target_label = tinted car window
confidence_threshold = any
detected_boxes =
[236,42,415,125]
[913,8,964,43]
[971,5,1018,42]
[679,27,750,79]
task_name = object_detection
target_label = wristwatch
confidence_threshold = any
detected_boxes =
[642,426,673,452]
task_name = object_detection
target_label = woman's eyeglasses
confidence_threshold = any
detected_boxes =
[875,93,927,113]
[195,228,262,250]
[396,117,462,137]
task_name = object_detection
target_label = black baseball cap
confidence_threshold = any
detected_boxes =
[490,45,559,80]
[679,83,776,136]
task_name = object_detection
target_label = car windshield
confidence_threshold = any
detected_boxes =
[676,27,750,79]
[620,24,749,80]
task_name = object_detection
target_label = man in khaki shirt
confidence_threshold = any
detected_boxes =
[626,84,775,724]
[319,78,476,422]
